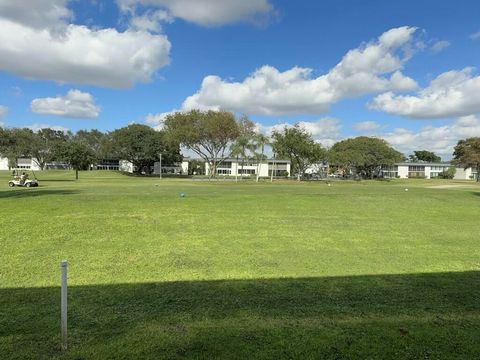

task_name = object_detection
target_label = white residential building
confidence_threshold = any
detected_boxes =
[205,158,291,177]
[0,157,42,170]
[0,157,9,170]
[381,162,477,180]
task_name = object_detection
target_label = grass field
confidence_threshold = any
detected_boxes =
[0,170,479,359]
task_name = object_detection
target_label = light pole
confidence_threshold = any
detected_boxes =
[159,153,162,179]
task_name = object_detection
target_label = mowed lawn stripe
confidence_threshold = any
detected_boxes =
[0,171,479,359]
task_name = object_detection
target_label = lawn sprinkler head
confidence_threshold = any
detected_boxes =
[180,193,186,198]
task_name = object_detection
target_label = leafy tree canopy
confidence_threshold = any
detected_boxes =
[111,124,181,174]
[31,128,71,170]
[56,141,96,179]
[452,137,480,182]
[409,150,441,163]
[271,125,326,180]
[164,110,240,177]
[329,136,404,178]
[75,129,111,159]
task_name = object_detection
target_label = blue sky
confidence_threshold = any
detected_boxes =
[0,0,479,158]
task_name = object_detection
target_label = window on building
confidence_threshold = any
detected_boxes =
[238,169,256,175]
[217,169,231,175]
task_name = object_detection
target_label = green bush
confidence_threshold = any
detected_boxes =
[438,167,456,179]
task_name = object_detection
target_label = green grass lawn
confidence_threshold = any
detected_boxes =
[0,171,479,359]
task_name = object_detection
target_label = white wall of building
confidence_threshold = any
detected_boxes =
[0,157,8,170]
[398,165,409,178]
[454,167,472,180]
[181,161,189,174]
[119,160,134,173]
[206,159,291,177]
[394,163,473,180]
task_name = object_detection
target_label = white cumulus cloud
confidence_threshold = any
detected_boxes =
[0,1,171,88]
[260,118,342,148]
[353,121,381,131]
[180,26,419,116]
[431,40,450,53]
[380,115,480,158]
[31,90,101,119]
[0,0,72,32]
[470,31,480,40]
[129,9,173,32]
[118,0,274,27]
[27,123,70,133]
[144,109,180,130]
[370,67,480,119]
[0,105,8,121]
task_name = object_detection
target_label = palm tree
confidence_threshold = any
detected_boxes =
[253,134,270,182]
[229,141,243,182]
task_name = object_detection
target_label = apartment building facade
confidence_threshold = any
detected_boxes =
[205,158,291,177]
[381,162,477,180]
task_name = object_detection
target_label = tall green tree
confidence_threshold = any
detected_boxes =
[452,137,480,182]
[56,141,96,180]
[409,150,441,163]
[30,128,71,170]
[0,128,36,169]
[111,124,181,174]
[75,129,110,161]
[271,125,326,180]
[164,110,240,178]
[329,137,404,178]
[233,116,257,179]
[0,127,14,166]
[253,133,270,182]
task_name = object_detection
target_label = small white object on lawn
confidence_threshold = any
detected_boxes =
[328,183,331,187]
[405,188,409,192]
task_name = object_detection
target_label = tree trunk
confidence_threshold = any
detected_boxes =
[75,169,79,180]
[270,157,274,183]
[240,158,244,180]
[477,165,480,182]
[235,156,238,182]
[210,160,217,180]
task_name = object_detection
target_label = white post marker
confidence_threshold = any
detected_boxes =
[61,260,68,351]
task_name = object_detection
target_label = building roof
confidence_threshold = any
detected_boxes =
[395,162,452,166]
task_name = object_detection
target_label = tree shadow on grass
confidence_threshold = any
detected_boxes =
[0,271,479,360]
[0,189,79,199]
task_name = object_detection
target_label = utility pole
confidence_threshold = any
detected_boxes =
[159,153,162,179]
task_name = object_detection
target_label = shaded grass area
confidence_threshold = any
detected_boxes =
[0,171,479,358]
[1,272,479,359]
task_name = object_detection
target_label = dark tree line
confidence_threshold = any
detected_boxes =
[1,110,479,181]
[0,124,182,177]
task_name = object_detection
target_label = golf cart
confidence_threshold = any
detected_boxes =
[8,169,39,188]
